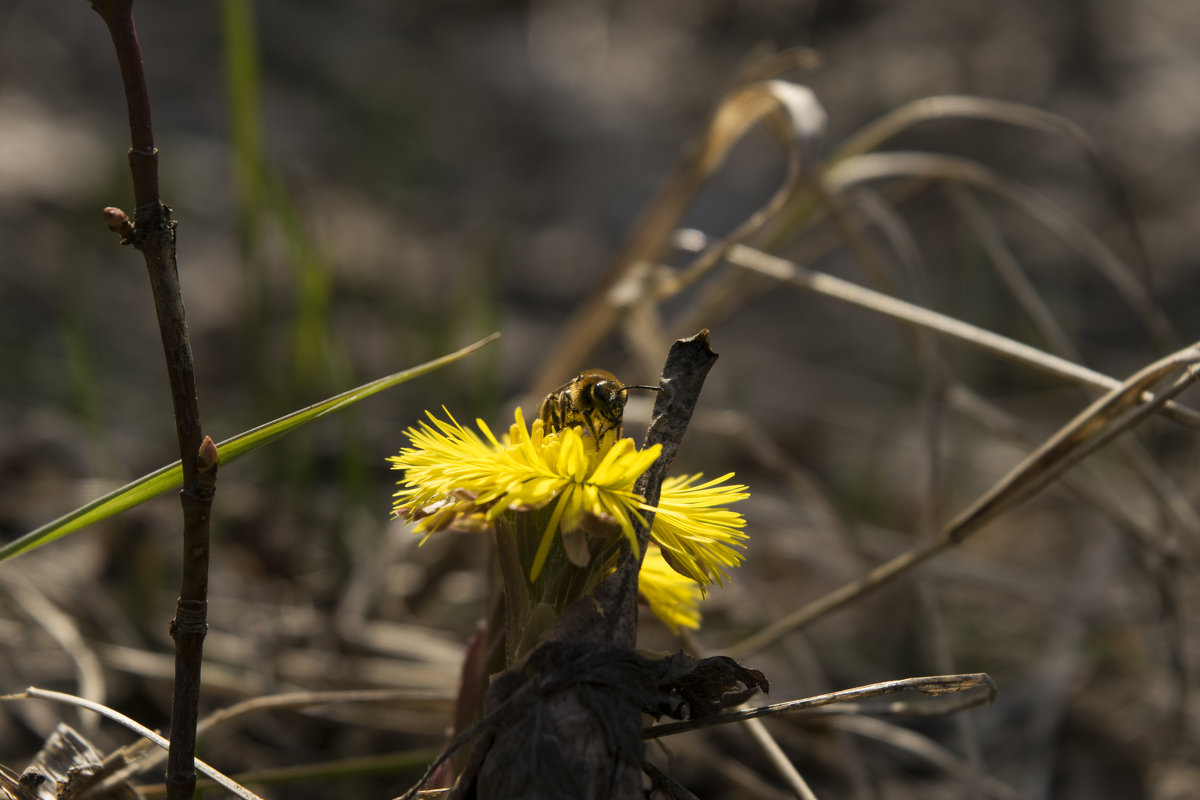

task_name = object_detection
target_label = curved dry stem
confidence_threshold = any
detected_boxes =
[1,575,106,734]
[829,93,1152,281]
[827,716,1022,800]
[826,151,1177,349]
[833,182,1200,548]
[4,687,265,800]
[92,689,455,793]
[833,95,1097,164]
[726,245,1200,429]
[644,673,997,739]
[532,78,827,399]
[946,183,1079,358]
[742,717,820,800]
[946,347,1200,538]
[943,383,1195,560]
[729,346,1200,659]
[943,182,1200,545]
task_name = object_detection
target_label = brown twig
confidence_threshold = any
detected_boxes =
[543,330,720,650]
[88,2,213,798]
[618,329,720,639]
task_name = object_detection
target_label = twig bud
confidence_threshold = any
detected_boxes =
[198,436,219,473]
[102,206,135,241]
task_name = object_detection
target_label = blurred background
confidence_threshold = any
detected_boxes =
[2,1,1198,798]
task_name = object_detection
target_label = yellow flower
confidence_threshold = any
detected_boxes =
[389,407,748,588]
[648,474,749,591]
[391,408,658,580]
[639,545,702,632]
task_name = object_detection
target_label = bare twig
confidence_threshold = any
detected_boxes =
[579,329,721,649]
[88,2,213,798]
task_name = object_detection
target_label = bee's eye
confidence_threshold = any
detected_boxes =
[591,381,620,408]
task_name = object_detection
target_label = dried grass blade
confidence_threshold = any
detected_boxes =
[940,187,1200,543]
[726,245,1200,429]
[830,94,1152,282]
[742,717,820,800]
[833,95,1097,163]
[643,673,996,739]
[826,151,1177,348]
[2,577,105,733]
[827,716,1022,800]
[944,346,1200,541]
[947,183,1079,358]
[4,687,266,800]
[728,346,1200,659]
[95,689,455,792]
[532,80,826,397]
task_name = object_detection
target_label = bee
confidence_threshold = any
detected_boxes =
[538,369,660,442]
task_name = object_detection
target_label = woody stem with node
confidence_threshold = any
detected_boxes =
[89,2,216,797]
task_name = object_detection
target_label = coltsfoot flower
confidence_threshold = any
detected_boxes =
[645,473,749,589]
[389,407,749,628]
[639,545,703,632]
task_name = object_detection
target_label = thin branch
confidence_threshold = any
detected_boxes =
[587,329,721,649]
[88,3,213,798]
[91,0,158,210]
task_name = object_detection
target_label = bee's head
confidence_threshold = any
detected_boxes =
[587,376,627,413]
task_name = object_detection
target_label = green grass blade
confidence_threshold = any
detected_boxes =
[0,334,500,562]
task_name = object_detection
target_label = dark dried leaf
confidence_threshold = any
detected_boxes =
[451,642,767,800]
